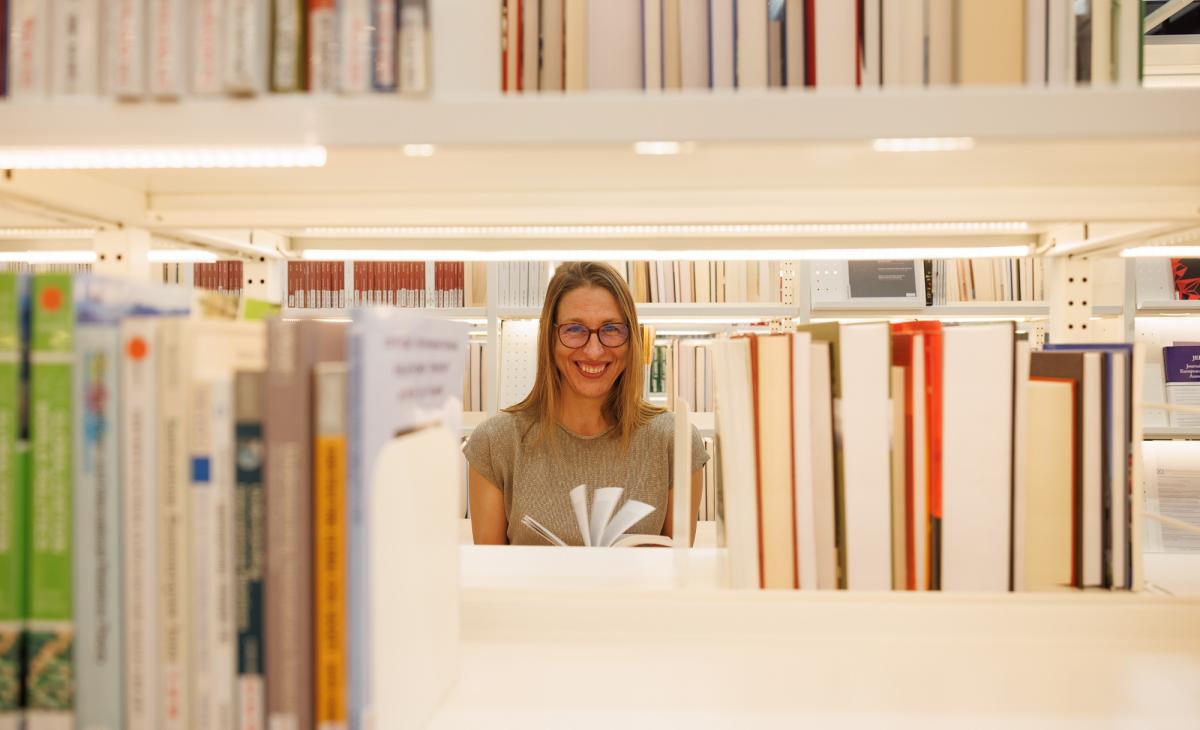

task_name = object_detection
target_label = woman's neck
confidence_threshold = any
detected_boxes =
[557,392,610,436]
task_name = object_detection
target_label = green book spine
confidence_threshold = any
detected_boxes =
[0,273,24,720]
[27,273,74,719]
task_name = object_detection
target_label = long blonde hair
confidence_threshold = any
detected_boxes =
[504,261,663,447]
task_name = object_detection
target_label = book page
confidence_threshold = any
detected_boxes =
[1142,442,1200,553]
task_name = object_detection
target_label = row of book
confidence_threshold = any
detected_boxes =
[495,261,551,308]
[648,338,716,413]
[503,0,1143,94]
[286,260,486,309]
[710,321,1142,591]
[612,259,794,305]
[194,260,246,296]
[0,271,472,730]
[926,257,1046,305]
[0,0,430,99]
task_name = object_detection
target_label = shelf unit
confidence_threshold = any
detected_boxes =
[5,20,1200,720]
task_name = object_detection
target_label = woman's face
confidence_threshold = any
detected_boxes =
[553,285,629,404]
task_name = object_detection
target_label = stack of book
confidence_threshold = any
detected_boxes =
[711,322,1142,591]
[613,260,793,305]
[0,270,469,730]
[496,261,550,308]
[0,0,430,99]
[504,0,1143,93]
[193,260,246,296]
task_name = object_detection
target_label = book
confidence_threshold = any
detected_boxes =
[642,0,662,89]
[1023,378,1076,590]
[233,372,265,730]
[541,0,565,90]
[521,0,539,92]
[1164,346,1200,428]
[956,0,1024,84]
[8,0,50,97]
[147,0,188,97]
[314,363,348,730]
[398,0,428,94]
[346,310,468,730]
[679,0,708,89]
[27,273,75,729]
[264,320,344,730]
[0,0,7,98]
[370,0,398,91]
[51,0,101,96]
[339,0,372,92]
[813,0,856,87]
[224,0,271,95]
[587,0,640,90]
[805,339,838,589]
[309,0,338,92]
[711,337,760,589]
[521,485,670,548]
[191,0,225,94]
[0,274,24,730]
[736,0,768,88]
[271,0,306,91]
[710,0,735,88]
[1170,259,1200,300]
[747,334,797,589]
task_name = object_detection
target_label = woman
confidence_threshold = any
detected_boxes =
[465,261,709,546]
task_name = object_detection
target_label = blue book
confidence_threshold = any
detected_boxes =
[346,309,467,730]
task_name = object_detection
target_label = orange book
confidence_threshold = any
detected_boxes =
[313,363,348,727]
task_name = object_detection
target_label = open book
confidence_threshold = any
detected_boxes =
[520,485,673,548]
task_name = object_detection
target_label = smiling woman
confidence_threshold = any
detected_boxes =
[464,262,709,546]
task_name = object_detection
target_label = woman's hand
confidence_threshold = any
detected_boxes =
[468,466,508,545]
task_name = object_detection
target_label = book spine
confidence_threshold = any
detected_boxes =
[51,0,101,96]
[271,0,306,91]
[9,0,50,97]
[73,325,123,730]
[234,372,265,730]
[314,364,348,730]
[27,273,75,726]
[224,0,270,94]
[121,319,160,730]
[371,0,398,91]
[264,320,314,730]
[340,0,372,92]
[0,0,8,98]
[191,0,225,94]
[0,274,24,728]
[398,0,429,94]
[309,0,338,92]
[147,0,187,97]
[157,322,190,730]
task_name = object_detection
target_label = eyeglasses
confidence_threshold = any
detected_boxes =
[556,322,631,349]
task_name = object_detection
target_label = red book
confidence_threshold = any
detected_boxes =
[1171,258,1200,300]
[804,0,816,86]
[288,261,299,308]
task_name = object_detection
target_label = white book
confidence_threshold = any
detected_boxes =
[224,0,271,94]
[808,340,838,589]
[785,0,805,87]
[927,0,953,85]
[191,0,225,94]
[51,0,101,96]
[680,0,708,88]
[814,0,856,88]
[564,0,587,90]
[735,0,768,88]
[309,0,339,92]
[522,0,540,91]
[1026,0,1047,85]
[643,0,662,89]
[339,0,372,92]
[838,323,893,590]
[1116,0,1140,86]
[541,0,566,90]
[587,0,641,90]
[1082,352,1103,587]
[861,0,881,88]
[663,0,682,89]
[8,0,51,96]
[1024,379,1076,591]
[1046,0,1071,86]
[121,319,161,730]
[882,0,923,86]
[271,0,305,91]
[74,325,123,730]
[709,0,735,88]
[790,332,817,589]
[398,0,429,94]
[694,261,711,304]
[711,338,760,589]
[372,0,398,90]
[940,324,1015,592]
[147,0,187,97]
[1010,340,1031,591]
[1109,351,1128,589]
[1090,0,1112,86]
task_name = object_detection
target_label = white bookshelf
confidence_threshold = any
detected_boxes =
[1137,300,1200,315]
[1144,426,1200,441]
[809,302,1125,319]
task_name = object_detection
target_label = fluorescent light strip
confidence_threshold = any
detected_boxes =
[0,146,327,169]
[148,249,220,263]
[872,137,976,152]
[0,228,97,239]
[302,222,1030,238]
[1121,246,1200,258]
[0,250,99,264]
[403,144,436,157]
[301,245,1032,262]
[634,141,695,155]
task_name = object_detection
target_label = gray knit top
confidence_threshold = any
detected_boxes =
[464,409,710,546]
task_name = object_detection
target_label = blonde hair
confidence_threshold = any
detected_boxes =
[504,261,663,447]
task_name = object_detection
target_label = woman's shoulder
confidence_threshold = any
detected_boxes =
[472,410,534,444]
[640,409,677,438]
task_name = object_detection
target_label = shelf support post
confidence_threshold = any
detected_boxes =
[93,227,151,281]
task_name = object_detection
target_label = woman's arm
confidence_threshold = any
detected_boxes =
[661,466,705,546]
[468,466,508,545]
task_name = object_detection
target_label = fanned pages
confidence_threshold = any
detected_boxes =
[570,485,591,547]
[589,488,622,545]
[599,501,656,548]
[521,486,660,548]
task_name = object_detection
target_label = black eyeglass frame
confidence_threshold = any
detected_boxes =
[554,322,632,349]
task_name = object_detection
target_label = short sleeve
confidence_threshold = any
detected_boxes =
[463,415,504,488]
[689,424,710,472]
[660,412,710,475]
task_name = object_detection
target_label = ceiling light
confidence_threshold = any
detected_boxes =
[301,245,1031,262]
[1121,245,1200,258]
[148,249,220,263]
[634,141,695,156]
[0,228,97,239]
[300,222,1029,238]
[0,145,327,169]
[0,250,99,264]
[872,137,975,152]
[403,144,436,157]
